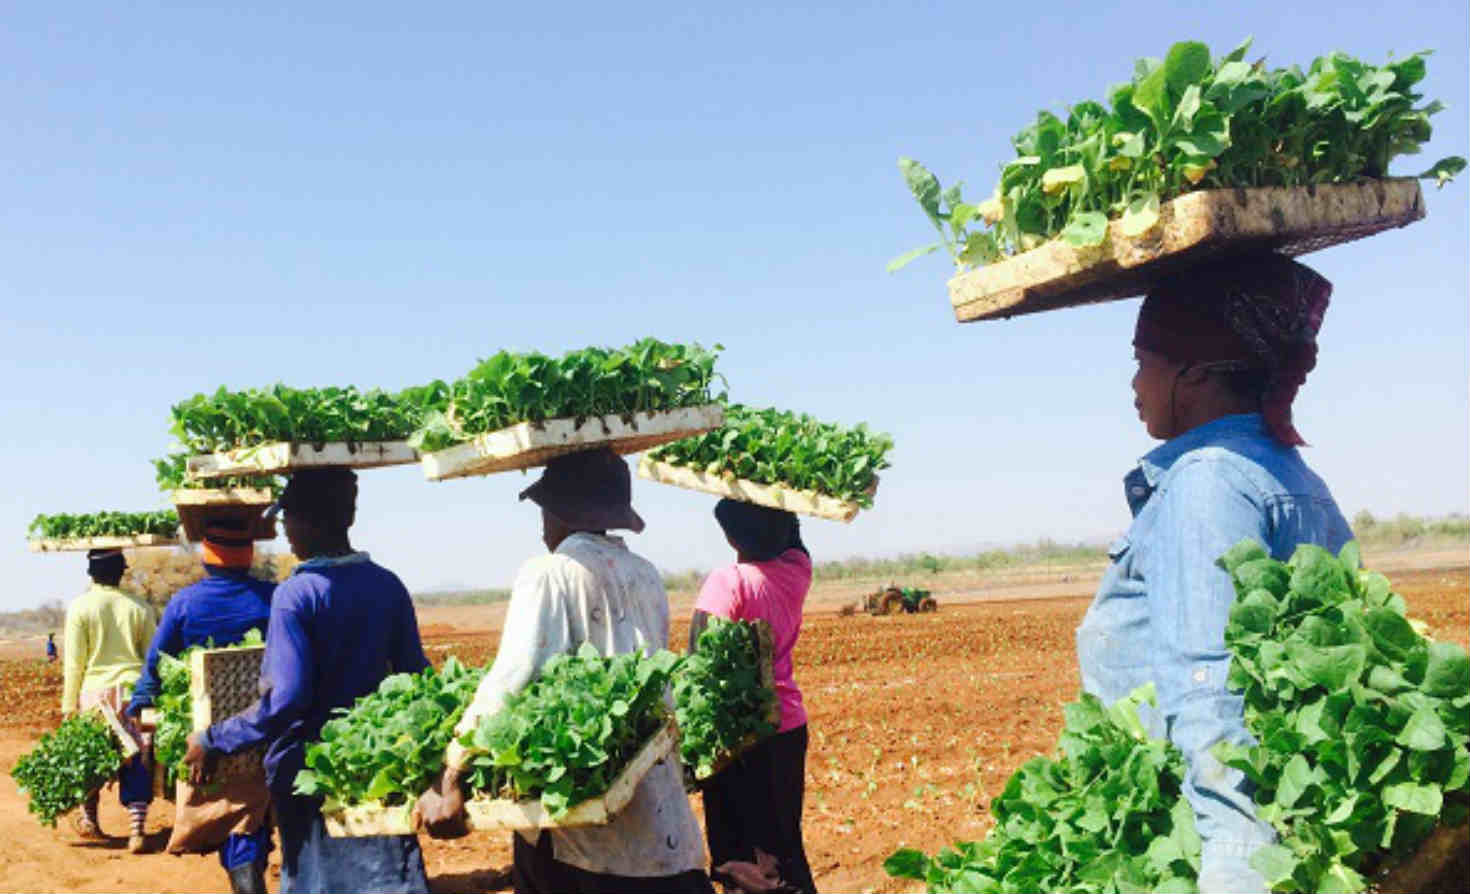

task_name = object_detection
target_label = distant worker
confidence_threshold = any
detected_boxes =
[128,518,275,894]
[418,448,714,894]
[183,469,432,893]
[45,632,57,663]
[690,499,817,894]
[1076,252,1353,892]
[61,547,157,852]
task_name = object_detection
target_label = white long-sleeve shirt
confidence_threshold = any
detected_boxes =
[449,532,705,877]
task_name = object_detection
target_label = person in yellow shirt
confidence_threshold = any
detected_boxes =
[62,548,158,852]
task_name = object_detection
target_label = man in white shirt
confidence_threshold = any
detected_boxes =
[417,448,712,894]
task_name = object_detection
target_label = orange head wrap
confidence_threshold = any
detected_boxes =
[202,522,254,568]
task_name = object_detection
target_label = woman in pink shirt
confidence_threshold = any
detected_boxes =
[690,499,816,894]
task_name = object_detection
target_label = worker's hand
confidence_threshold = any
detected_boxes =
[183,732,217,785]
[415,767,469,839]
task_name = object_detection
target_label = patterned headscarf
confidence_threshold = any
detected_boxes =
[1133,252,1332,447]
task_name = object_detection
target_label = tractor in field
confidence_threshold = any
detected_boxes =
[854,584,938,615]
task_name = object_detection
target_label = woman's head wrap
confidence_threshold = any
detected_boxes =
[277,468,358,531]
[201,519,254,568]
[1133,252,1332,447]
[714,499,797,562]
[518,448,645,532]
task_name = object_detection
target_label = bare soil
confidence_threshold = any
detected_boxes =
[1,559,1464,893]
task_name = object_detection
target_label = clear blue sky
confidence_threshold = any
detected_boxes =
[3,2,1466,613]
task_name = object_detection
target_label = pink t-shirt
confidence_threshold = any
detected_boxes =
[694,548,812,732]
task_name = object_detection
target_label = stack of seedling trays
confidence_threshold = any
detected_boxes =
[413,340,726,481]
[171,487,277,543]
[638,404,892,522]
[26,510,182,552]
[889,39,1463,323]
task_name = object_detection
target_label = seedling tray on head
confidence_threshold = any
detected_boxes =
[28,534,180,553]
[172,489,277,542]
[638,457,876,523]
[191,645,267,784]
[186,441,419,480]
[947,178,1425,323]
[420,405,725,482]
[322,716,679,837]
[691,619,780,782]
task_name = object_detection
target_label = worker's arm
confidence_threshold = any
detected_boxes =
[61,603,87,715]
[420,558,569,836]
[127,598,185,716]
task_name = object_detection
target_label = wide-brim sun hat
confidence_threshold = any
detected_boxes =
[519,447,646,533]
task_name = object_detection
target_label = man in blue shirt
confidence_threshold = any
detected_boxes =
[184,469,431,894]
[128,518,274,894]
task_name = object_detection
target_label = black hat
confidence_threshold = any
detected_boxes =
[519,448,645,533]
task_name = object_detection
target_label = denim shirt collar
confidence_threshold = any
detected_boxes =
[1124,413,1267,516]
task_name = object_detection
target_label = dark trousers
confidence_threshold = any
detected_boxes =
[276,794,429,894]
[701,724,816,894]
[512,831,715,894]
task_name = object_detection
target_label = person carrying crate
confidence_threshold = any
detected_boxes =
[61,547,157,852]
[127,518,275,894]
[417,447,713,894]
[688,499,817,894]
[1075,251,1354,893]
[182,469,432,894]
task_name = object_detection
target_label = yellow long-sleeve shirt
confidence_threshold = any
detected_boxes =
[61,583,157,714]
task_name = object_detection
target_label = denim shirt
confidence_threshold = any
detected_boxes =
[1076,414,1352,892]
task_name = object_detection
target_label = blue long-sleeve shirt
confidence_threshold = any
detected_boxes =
[201,552,428,799]
[128,569,275,716]
[1076,413,1352,893]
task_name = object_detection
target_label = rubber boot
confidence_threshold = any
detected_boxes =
[227,860,267,894]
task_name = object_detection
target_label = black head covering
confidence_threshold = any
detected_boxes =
[86,548,126,581]
[277,468,358,530]
[518,448,645,532]
[714,499,797,562]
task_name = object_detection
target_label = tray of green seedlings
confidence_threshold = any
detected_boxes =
[889,38,1466,322]
[26,510,181,552]
[317,646,682,836]
[152,630,266,797]
[674,618,781,783]
[173,383,444,479]
[412,339,725,481]
[640,404,892,522]
[11,703,138,828]
[884,541,1470,894]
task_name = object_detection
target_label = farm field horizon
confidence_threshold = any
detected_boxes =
[2,548,1464,893]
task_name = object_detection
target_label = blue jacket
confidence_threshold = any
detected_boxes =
[1076,413,1352,893]
[201,553,428,799]
[128,568,274,716]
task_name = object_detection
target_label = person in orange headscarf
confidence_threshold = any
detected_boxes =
[128,518,275,893]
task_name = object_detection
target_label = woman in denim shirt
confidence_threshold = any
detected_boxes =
[1076,252,1354,892]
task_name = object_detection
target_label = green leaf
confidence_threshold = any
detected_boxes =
[882,848,930,880]
[1061,211,1108,247]
[1250,844,1300,887]
[1119,193,1161,237]
[1382,781,1443,815]
[1418,156,1466,188]
[898,157,945,233]
[1395,706,1447,751]
[886,243,942,273]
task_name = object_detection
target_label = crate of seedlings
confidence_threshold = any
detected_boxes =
[639,404,892,522]
[889,39,1464,323]
[414,340,726,481]
[674,618,780,782]
[26,511,181,552]
[186,639,268,785]
[173,384,439,479]
[315,646,683,836]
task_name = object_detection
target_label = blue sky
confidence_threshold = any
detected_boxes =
[3,1,1466,612]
